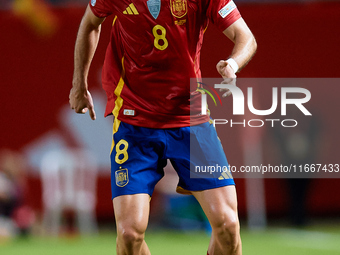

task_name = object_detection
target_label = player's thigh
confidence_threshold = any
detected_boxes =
[111,121,166,199]
[169,121,234,193]
[113,194,150,234]
[192,186,239,228]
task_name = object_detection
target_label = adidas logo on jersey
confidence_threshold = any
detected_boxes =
[123,3,139,15]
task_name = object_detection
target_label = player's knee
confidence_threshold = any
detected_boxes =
[117,225,145,247]
[211,212,240,250]
[215,218,239,238]
[121,229,144,246]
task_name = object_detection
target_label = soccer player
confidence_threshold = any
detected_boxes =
[69,0,256,253]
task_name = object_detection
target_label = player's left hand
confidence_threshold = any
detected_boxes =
[69,87,96,120]
[216,60,237,97]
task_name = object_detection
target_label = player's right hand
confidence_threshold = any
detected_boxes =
[69,87,96,120]
[216,60,237,97]
[216,60,237,79]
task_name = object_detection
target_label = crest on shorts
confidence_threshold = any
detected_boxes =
[147,0,161,19]
[170,0,187,18]
[115,168,129,187]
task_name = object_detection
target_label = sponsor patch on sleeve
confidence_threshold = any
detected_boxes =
[218,0,236,18]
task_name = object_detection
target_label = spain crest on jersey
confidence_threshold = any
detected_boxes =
[147,0,161,19]
[170,0,187,18]
[115,168,129,187]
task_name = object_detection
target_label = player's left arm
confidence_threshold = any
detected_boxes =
[216,18,257,79]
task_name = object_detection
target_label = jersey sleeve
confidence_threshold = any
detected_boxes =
[206,0,241,32]
[89,0,114,18]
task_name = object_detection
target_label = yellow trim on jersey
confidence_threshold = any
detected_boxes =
[203,23,209,33]
[112,15,117,26]
[110,57,126,154]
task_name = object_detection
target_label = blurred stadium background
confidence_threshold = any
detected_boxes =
[1,0,340,253]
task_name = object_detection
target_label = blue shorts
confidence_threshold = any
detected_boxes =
[110,120,234,199]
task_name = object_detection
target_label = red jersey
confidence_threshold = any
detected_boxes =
[90,0,241,128]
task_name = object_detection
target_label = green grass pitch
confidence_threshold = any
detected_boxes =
[1,226,340,255]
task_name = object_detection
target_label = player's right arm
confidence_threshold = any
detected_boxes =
[217,18,256,78]
[69,5,105,120]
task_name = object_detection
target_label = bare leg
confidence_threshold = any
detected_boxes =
[192,186,242,255]
[113,194,151,255]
